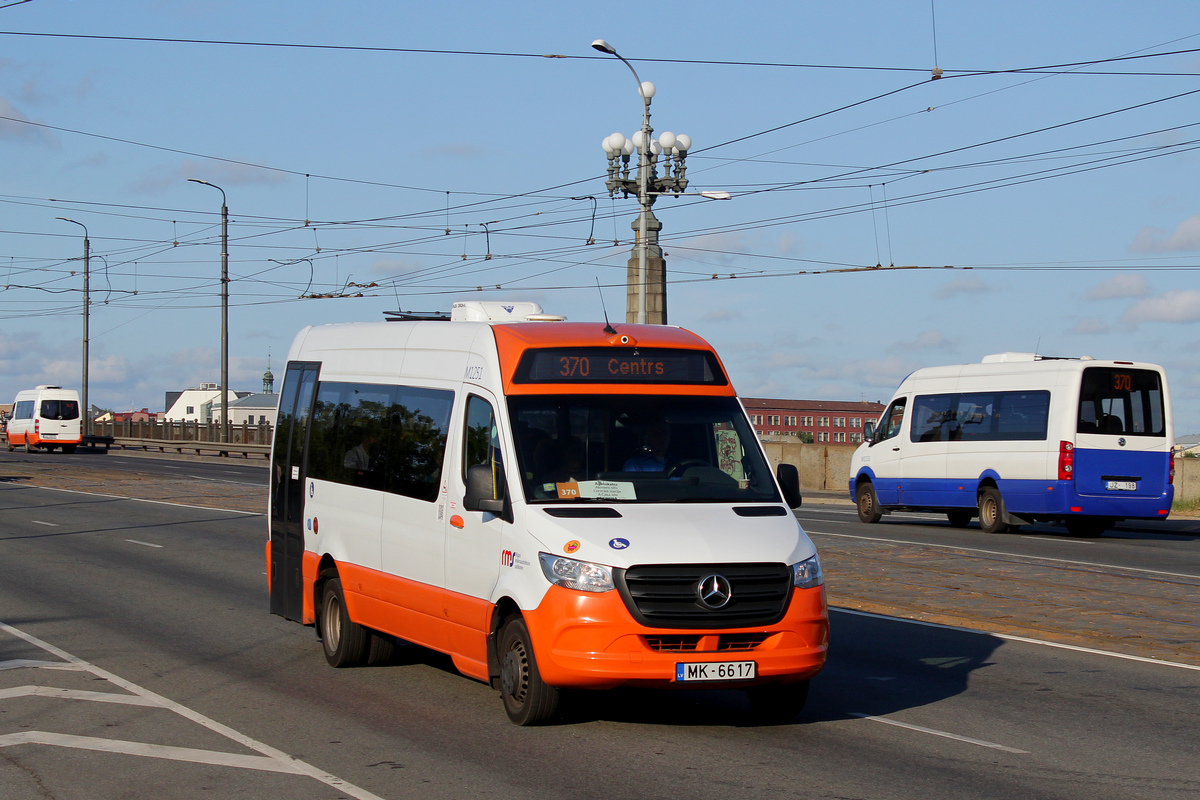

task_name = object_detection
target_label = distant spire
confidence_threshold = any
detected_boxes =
[263,348,275,394]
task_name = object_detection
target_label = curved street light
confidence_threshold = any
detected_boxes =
[188,178,230,445]
[56,217,91,436]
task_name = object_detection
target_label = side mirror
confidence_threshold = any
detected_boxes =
[776,463,802,510]
[863,420,875,444]
[464,463,506,515]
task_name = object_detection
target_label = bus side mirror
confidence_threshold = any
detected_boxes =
[863,421,875,444]
[776,463,802,510]
[464,463,506,515]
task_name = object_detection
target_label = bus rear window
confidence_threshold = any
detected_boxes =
[40,400,79,420]
[1078,367,1164,436]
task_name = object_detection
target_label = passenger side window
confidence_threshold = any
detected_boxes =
[464,395,503,479]
[910,394,956,443]
[876,399,907,443]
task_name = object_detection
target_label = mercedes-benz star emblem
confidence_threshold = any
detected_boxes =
[696,574,733,609]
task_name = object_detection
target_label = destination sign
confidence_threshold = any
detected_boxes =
[513,348,727,385]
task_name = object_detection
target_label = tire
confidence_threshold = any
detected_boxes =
[24,440,35,454]
[1064,517,1108,538]
[320,578,370,668]
[946,509,973,528]
[856,481,882,524]
[6,438,13,452]
[747,680,810,723]
[498,616,559,725]
[366,631,396,666]
[977,487,1010,534]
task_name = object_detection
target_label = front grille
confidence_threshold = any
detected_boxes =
[615,563,792,630]
[645,635,702,652]
[716,633,770,651]
[643,633,773,652]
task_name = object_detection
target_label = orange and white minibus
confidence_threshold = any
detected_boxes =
[268,301,827,724]
[6,386,82,453]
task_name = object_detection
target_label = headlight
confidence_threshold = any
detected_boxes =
[791,554,823,589]
[538,553,615,593]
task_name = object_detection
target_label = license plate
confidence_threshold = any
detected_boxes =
[1106,481,1137,491]
[42,433,58,439]
[675,660,756,682]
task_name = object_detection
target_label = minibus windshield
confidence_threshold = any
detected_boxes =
[508,395,781,504]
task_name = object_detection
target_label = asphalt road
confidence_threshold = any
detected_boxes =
[2,476,1199,799]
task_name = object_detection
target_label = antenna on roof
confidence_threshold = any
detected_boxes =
[597,278,617,335]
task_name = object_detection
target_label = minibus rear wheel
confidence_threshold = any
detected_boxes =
[946,509,973,528]
[320,577,370,668]
[24,441,36,454]
[856,482,882,524]
[498,615,559,725]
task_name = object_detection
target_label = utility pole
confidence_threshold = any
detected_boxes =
[57,217,90,437]
[189,179,230,444]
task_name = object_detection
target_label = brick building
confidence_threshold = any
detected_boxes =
[742,398,886,444]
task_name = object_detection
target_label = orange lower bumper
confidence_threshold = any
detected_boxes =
[523,584,828,690]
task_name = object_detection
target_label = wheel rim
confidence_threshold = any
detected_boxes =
[324,594,342,651]
[501,640,529,706]
[981,496,997,527]
[859,491,872,516]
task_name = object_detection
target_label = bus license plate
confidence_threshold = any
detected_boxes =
[675,660,756,682]
[1107,481,1137,491]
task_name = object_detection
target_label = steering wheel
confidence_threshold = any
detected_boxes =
[666,459,708,478]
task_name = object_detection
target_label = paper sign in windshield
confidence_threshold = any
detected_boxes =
[575,480,637,500]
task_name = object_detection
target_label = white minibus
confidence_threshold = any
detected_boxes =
[849,353,1174,537]
[268,301,828,724]
[6,386,82,453]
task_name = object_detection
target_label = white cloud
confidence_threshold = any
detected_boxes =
[888,330,955,353]
[1130,215,1200,253]
[700,307,742,323]
[935,276,990,299]
[1122,290,1200,325]
[1086,273,1150,301]
[1069,317,1110,335]
[0,96,54,144]
[130,159,287,195]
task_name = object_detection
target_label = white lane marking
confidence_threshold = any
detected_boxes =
[0,731,304,774]
[809,530,1200,580]
[1024,536,1093,545]
[833,608,1200,673]
[0,659,86,672]
[0,685,159,706]
[0,620,387,800]
[1,483,261,516]
[125,539,163,549]
[849,712,1029,754]
[31,520,59,527]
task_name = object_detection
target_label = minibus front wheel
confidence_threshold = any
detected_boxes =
[977,487,1013,534]
[498,615,559,725]
[856,481,882,524]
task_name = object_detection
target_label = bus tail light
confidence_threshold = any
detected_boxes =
[1058,441,1074,481]
[1169,458,1175,485]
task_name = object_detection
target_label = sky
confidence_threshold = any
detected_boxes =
[2,1,1200,433]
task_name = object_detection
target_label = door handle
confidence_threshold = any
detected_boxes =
[892,447,900,451]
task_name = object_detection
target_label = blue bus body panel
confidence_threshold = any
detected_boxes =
[1073,447,1172,498]
[855,451,1174,520]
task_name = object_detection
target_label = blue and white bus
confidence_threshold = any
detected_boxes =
[849,353,1174,537]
